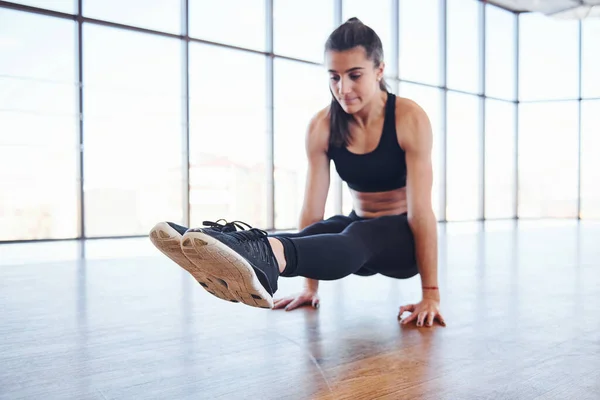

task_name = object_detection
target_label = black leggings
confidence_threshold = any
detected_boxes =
[272,211,419,281]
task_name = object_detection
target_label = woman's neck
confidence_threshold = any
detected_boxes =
[351,90,388,129]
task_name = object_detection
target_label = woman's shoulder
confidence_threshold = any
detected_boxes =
[306,104,332,143]
[393,95,432,149]
[394,95,426,118]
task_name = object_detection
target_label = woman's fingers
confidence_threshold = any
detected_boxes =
[437,313,447,326]
[398,304,415,318]
[285,296,313,311]
[401,310,418,325]
[416,312,428,327]
[273,298,293,309]
[427,313,435,327]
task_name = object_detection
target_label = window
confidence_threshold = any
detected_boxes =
[83,25,184,237]
[274,59,334,229]
[343,0,393,74]
[581,101,600,219]
[189,44,268,228]
[5,0,75,13]
[519,13,579,101]
[447,0,482,94]
[274,0,334,63]
[582,19,600,98]
[485,99,516,219]
[0,10,78,241]
[83,0,182,34]
[446,92,481,221]
[399,0,442,86]
[399,82,444,220]
[189,0,266,51]
[485,4,516,100]
[518,102,578,218]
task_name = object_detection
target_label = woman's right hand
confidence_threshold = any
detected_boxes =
[273,290,320,311]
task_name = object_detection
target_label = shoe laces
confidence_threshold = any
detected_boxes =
[227,228,271,262]
[202,219,253,232]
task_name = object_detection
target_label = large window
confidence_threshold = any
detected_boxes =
[519,13,579,101]
[447,0,482,94]
[3,0,598,243]
[399,83,444,220]
[274,59,333,229]
[582,19,600,99]
[485,100,516,219]
[518,102,579,218]
[581,101,600,219]
[274,0,334,64]
[83,25,184,237]
[189,45,268,228]
[446,92,481,221]
[84,0,182,34]
[399,0,442,86]
[485,4,516,100]
[0,9,78,241]
[189,0,266,51]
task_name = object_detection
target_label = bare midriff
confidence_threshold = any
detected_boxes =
[349,186,408,218]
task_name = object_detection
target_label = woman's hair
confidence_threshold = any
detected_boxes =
[325,17,388,148]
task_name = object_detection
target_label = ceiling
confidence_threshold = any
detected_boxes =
[486,0,600,18]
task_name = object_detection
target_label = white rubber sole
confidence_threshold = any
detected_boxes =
[180,230,274,309]
[149,222,240,304]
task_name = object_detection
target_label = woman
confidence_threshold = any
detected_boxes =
[150,18,445,328]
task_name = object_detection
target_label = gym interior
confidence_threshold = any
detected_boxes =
[1,0,599,398]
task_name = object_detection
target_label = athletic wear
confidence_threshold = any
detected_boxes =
[274,211,418,281]
[151,211,417,309]
[327,93,407,193]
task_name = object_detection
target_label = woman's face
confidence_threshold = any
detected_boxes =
[326,46,384,114]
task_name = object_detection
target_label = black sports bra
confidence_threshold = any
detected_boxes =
[327,93,407,193]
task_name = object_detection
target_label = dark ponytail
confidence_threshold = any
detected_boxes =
[325,17,388,148]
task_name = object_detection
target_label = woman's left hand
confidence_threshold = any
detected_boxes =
[398,298,446,327]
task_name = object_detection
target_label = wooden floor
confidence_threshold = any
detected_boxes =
[1,220,599,400]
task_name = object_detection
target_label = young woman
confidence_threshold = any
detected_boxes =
[150,18,445,328]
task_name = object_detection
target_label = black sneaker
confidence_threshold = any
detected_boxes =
[149,221,240,303]
[180,225,279,309]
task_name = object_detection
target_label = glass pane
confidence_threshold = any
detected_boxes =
[518,102,578,218]
[189,45,268,228]
[485,99,516,219]
[343,0,392,75]
[0,10,78,241]
[189,0,266,51]
[83,0,182,34]
[581,100,600,218]
[274,0,334,63]
[582,19,600,98]
[519,13,578,101]
[447,92,481,221]
[399,0,442,86]
[399,83,443,220]
[485,4,516,100]
[274,59,333,229]
[83,25,184,237]
[4,0,75,13]
[447,0,481,94]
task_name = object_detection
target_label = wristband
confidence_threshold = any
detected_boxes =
[422,286,438,290]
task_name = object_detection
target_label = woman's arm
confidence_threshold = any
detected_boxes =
[396,99,445,327]
[297,110,332,294]
[272,108,330,310]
